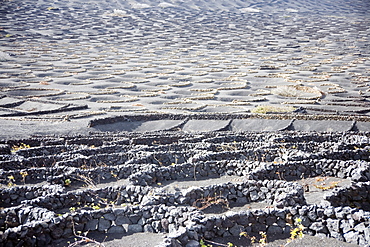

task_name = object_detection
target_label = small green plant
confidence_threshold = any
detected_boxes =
[7,175,15,187]
[11,143,31,152]
[75,174,96,188]
[285,217,305,246]
[199,239,211,247]
[91,203,101,210]
[240,231,269,246]
[259,231,267,246]
[193,194,229,210]
[199,239,235,247]
[312,177,340,190]
[110,171,118,180]
[20,171,28,184]
[69,207,76,212]
[64,178,72,186]
[251,105,296,114]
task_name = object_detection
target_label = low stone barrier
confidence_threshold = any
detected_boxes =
[167,205,370,247]
[0,184,64,207]
[324,181,370,211]
[0,131,369,246]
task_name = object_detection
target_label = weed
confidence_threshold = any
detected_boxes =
[218,141,238,151]
[91,203,101,210]
[200,239,235,247]
[311,177,341,190]
[240,231,257,244]
[68,219,105,247]
[64,179,72,186]
[110,171,118,180]
[20,171,28,184]
[271,85,323,99]
[199,239,211,247]
[251,105,296,114]
[7,175,15,187]
[11,143,31,152]
[259,231,267,246]
[193,194,229,210]
[153,155,163,166]
[313,181,340,190]
[284,217,305,246]
[75,174,96,188]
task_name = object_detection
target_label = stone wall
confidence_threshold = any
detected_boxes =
[168,205,370,247]
[324,181,370,211]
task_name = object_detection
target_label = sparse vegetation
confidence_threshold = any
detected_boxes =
[20,171,28,184]
[11,143,31,152]
[313,177,340,190]
[64,178,72,186]
[285,217,305,246]
[251,105,296,114]
[75,174,96,188]
[68,219,106,247]
[193,194,229,211]
[7,175,15,187]
[271,85,323,100]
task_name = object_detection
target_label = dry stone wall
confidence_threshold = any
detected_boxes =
[0,131,369,246]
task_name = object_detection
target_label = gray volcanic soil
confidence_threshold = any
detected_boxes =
[0,0,370,138]
[0,0,370,246]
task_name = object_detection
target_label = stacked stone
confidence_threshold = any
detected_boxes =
[248,159,370,182]
[1,205,202,246]
[324,181,370,210]
[141,180,305,209]
[167,205,370,246]
[0,131,369,246]
[0,185,64,206]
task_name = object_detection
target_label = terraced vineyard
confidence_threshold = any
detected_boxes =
[0,131,369,246]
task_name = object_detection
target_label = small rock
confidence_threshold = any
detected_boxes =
[161,219,169,231]
[250,190,259,201]
[168,226,187,239]
[343,231,359,244]
[25,192,35,200]
[309,222,327,233]
[326,219,339,233]
[128,224,143,233]
[98,218,111,232]
[354,222,367,232]
[103,213,116,221]
[186,240,200,247]
[115,216,130,225]
[307,210,317,221]
[267,225,283,236]
[84,219,98,231]
[50,227,63,239]
[107,226,124,234]
[229,224,243,236]
[144,224,154,233]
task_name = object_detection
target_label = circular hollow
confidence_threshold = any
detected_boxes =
[271,85,324,100]
[5,88,65,98]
